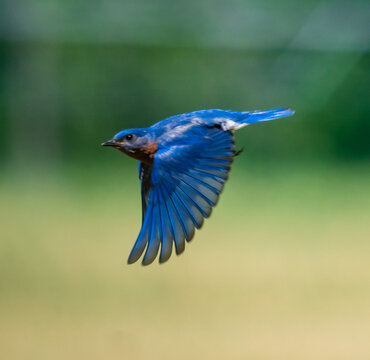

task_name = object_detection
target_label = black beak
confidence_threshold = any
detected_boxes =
[101,139,117,147]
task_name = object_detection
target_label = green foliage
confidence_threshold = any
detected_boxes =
[0,46,369,165]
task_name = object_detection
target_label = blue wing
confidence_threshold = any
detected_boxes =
[128,126,237,265]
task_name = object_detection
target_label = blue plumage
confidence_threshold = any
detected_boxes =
[102,108,295,265]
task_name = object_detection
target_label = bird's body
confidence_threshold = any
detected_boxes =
[103,108,294,265]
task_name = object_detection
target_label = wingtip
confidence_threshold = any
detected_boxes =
[127,252,155,266]
[127,251,142,265]
[127,257,136,265]
[159,256,170,264]
[142,254,157,266]
[174,244,185,256]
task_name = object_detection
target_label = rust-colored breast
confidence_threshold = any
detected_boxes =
[124,141,158,165]
[142,142,158,157]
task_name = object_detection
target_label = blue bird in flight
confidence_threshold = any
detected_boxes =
[102,108,294,265]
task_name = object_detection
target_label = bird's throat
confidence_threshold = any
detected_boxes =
[119,141,158,165]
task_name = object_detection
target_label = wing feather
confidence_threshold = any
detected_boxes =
[158,190,174,263]
[130,126,236,264]
[142,191,161,265]
[128,202,153,264]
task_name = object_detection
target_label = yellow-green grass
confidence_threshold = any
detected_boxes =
[1,163,369,360]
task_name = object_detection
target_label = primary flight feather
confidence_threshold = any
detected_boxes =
[102,108,295,265]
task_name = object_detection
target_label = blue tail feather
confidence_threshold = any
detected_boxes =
[240,108,295,124]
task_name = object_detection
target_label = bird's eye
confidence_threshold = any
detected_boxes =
[125,134,135,141]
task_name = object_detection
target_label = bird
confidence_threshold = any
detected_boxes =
[102,108,295,265]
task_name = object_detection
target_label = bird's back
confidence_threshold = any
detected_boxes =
[151,109,239,130]
[150,108,293,148]
[150,109,241,147]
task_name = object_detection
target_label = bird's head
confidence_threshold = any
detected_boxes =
[102,128,157,164]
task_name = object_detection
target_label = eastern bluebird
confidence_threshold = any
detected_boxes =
[102,108,295,265]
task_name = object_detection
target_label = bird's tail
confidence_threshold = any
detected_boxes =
[239,108,295,125]
[218,108,295,131]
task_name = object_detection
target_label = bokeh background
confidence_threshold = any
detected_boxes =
[1,1,369,359]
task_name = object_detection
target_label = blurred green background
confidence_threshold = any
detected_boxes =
[0,1,369,359]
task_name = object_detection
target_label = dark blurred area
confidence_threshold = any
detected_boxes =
[0,0,369,168]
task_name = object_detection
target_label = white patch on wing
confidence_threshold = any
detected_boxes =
[190,117,203,125]
[213,118,248,131]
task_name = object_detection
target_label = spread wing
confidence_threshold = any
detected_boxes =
[129,126,237,265]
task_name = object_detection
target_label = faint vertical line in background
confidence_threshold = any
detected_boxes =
[270,51,363,111]
[5,43,62,167]
[269,0,368,111]
[1,0,62,167]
